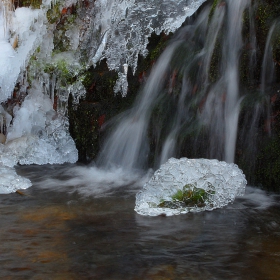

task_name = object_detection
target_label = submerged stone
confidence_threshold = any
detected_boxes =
[135,158,247,216]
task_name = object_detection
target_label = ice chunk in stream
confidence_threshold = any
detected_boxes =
[0,164,32,194]
[135,157,247,216]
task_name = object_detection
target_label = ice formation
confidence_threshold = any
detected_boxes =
[0,83,78,193]
[0,164,32,194]
[83,0,207,96]
[0,2,79,193]
[0,6,46,102]
[0,0,207,194]
[135,158,247,216]
[3,84,78,165]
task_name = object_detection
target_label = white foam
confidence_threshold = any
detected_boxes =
[34,165,149,197]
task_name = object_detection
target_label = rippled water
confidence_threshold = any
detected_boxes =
[0,164,280,279]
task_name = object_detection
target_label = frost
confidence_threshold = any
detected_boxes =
[82,0,207,96]
[135,158,247,216]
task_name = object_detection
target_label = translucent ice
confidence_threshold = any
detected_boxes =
[0,6,47,102]
[82,0,207,96]
[0,164,32,194]
[0,4,79,193]
[4,83,78,165]
[135,158,247,216]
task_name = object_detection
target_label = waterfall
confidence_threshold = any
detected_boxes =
[261,21,278,94]
[0,0,278,193]
[97,42,182,169]
[222,1,250,163]
[98,0,253,170]
[0,0,208,193]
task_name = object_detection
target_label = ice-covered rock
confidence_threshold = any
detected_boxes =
[4,84,78,165]
[0,164,32,194]
[82,0,207,96]
[135,157,247,216]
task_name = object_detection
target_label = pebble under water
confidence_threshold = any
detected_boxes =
[0,164,280,279]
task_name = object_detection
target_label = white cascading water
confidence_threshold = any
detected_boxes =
[261,21,279,94]
[96,42,183,170]
[98,0,251,169]
[223,0,250,163]
[0,0,207,193]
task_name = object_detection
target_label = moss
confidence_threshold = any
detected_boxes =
[47,3,61,24]
[46,2,79,52]
[148,32,169,62]
[158,183,215,209]
[67,61,133,162]
[208,0,220,23]
[68,98,101,162]
[209,41,222,83]
[15,0,42,9]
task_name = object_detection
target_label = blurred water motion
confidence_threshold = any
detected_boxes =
[0,164,279,279]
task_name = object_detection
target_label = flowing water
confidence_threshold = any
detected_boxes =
[1,1,280,278]
[0,164,280,279]
[97,0,262,170]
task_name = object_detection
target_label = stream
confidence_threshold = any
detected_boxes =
[0,164,279,279]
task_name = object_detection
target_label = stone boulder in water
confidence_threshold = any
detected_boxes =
[135,158,247,216]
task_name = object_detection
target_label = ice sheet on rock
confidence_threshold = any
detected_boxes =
[82,0,207,96]
[2,84,78,166]
[0,164,32,194]
[135,157,247,216]
[0,7,48,102]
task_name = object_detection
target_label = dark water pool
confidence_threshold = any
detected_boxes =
[0,164,280,279]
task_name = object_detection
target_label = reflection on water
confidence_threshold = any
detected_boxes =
[0,164,280,279]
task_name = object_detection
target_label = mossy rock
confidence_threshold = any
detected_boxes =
[158,183,215,209]
[68,99,101,162]
[15,0,42,9]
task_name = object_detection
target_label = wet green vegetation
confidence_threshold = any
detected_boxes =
[158,184,215,209]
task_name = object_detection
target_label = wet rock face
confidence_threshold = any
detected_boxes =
[68,32,171,162]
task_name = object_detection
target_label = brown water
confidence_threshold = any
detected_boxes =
[0,164,280,280]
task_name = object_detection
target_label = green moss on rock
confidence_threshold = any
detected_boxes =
[158,183,215,209]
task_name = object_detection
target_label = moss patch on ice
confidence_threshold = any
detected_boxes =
[158,183,215,209]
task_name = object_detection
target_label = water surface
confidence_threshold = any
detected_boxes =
[0,164,280,279]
